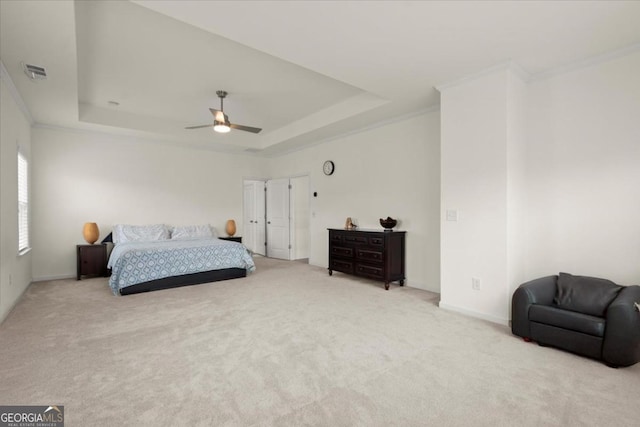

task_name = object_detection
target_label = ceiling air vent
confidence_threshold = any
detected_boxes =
[22,63,47,80]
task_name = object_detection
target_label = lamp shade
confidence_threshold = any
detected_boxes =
[82,222,100,244]
[225,219,236,237]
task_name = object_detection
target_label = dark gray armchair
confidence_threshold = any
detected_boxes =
[512,273,640,367]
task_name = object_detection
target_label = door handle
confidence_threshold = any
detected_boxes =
[267,221,271,224]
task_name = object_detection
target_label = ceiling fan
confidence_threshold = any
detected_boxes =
[185,90,262,134]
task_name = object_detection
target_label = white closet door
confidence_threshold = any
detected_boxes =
[243,180,266,255]
[254,182,266,256]
[266,178,290,260]
[243,182,256,252]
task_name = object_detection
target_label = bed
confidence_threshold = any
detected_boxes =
[106,224,255,295]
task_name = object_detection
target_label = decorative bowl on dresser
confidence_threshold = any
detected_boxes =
[379,217,397,230]
[328,228,406,290]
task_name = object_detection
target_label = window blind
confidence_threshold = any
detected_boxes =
[18,152,29,252]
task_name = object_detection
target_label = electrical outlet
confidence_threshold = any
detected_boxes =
[472,277,481,290]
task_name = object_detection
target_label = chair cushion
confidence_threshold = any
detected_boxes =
[553,272,621,317]
[530,304,606,337]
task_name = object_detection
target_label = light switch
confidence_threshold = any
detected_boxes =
[446,209,458,222]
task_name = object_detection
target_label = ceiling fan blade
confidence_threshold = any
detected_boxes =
[209,108,226,122]
[184,124,213,129]
[229,123,262,134]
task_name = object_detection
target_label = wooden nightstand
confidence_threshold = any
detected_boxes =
[219,236,242,243]
[77,244,107,280]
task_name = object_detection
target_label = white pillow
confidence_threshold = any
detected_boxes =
[112,224,170,244]
[171,224,215,240]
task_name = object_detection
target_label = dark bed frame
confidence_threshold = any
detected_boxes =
[102,233,248,296]
[119,268,247,295]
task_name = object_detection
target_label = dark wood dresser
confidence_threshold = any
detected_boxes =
[328,228,406,290]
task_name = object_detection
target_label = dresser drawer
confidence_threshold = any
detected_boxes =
[343,235,368,244]
[331,245,354,258]
[368,236,384,246]
[356,263,384,279]
[331,259,354,274]
[356,249,383,264]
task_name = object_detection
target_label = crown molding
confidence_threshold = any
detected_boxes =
[31,123,252,156]
[436,43,640,92]
[530,42,640,82]
[0,60,35,125]
[264,104,441,158]
[435,60,531,92]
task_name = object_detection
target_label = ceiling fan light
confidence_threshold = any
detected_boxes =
[213,121,231,133]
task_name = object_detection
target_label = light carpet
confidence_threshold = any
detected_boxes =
[1,257,638,426]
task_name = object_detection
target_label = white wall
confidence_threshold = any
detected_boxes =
[525,51,640,285]
[290,175,310,260]
[506,72,528,303]
[0,76,33,322]
[267,112,441,292]
[440,50,640,325]
[31,127,266,280]
[439,68,525,325]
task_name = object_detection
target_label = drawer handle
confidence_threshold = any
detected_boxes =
[358,252,380,259]
[333,248,351,255]
[346,237,363,242]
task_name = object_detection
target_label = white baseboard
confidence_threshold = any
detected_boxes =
[438,301,509,326]
[33,274,76,282]
[403,281,440,293]
[0,281,32,325]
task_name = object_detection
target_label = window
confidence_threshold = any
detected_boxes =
[18,152,29,253]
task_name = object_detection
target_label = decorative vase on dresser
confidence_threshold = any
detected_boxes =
[327,228,406,290]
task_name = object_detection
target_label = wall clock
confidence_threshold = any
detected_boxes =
[323,160,335,176]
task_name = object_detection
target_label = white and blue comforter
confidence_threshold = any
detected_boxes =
[107,238,255,295]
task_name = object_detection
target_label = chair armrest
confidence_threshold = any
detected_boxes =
[602,285,640,367]
[511,275,557,338]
